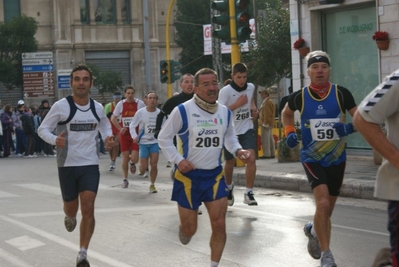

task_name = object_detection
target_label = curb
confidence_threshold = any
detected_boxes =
[233,171,378,200]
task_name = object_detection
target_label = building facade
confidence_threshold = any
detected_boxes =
[289,0,399,148]
[0,0,181,107]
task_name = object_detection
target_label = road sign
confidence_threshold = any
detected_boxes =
[22,52,53,59]
[23,65,53,72]
[22,51,54,98]
[57,69,72,90]
[22,59,53,65]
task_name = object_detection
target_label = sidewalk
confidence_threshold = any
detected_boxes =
[233,149,380,200]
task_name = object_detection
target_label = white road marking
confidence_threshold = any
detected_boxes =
[0,215,135,267]
[0,191,19,198]
[14,184,60,195]
[0,247,34,267]
[6,235,45,251]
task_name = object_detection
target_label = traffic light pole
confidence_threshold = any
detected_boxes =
[165,0,175,98]
[229,0,241,65]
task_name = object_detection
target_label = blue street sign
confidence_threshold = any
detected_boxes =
[58,83,70,89]
[23,65,53,72]
[58,76,70,83]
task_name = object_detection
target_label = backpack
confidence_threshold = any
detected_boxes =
[58,95,100,125]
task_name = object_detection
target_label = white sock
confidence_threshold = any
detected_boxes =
[227,184,233,190]
[80,246,87,255]
[310,223,317,238]
[246,188,253,194]
[210,261,219,267]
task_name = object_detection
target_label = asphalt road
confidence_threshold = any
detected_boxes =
[0,153,389,267]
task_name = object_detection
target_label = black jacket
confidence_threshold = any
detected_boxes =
[21,114,35,135]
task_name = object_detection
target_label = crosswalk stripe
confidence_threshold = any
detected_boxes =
[0,191,19,198]
[14,184,60,195]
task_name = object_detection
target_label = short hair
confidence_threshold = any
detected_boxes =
[70,63,93,81]
[180,73,194,83]
[232,62,248,74]
[223,79,232,86]
[144,91,158,99]
[194,68,218,86]
[124,85,135,93]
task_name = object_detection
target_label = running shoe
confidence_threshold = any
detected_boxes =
[227,184,235,206]
[371,247,392,267]
[64,216,77,232]
[122,179,129,188]
[109,162,115,171]
[243,191,258,206]
[166,161,172,168]
[139,169,145,175]
[304,222,321,259]
[178,226,191,245]
[76,250,90,267]
[321,251,336,267]
[149,184,157,193]
[129,162,136,174]
[143,171,149,178]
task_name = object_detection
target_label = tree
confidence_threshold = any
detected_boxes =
[0,15,38,90]
[243,1,291,87]
[87,64,123,103]
[174,0,213,75]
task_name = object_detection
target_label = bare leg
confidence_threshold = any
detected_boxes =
[312,184,337,252]
[79,191,97,249]
[204,197,228,262]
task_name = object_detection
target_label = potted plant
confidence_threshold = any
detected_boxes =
[372,31,390,50]
[293,38,310,57]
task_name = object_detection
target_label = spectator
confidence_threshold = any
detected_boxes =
[12,101,27,157]
[1,105,14,157]
[20,108,36,158]
[258,87,276,159]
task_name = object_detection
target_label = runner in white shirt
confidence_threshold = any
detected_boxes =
[158,68,250,267]
[38,64,115,267]
[129,91,161,193]
[218,62,259,206]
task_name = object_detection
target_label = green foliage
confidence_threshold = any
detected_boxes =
[174,0,213,75]
[87,63,123,102]
[242,2,291,87]
[0,15,38,90]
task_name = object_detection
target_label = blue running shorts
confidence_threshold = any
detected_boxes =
[172,165,228,210]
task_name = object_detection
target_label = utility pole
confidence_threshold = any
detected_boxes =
[143,0,152,93]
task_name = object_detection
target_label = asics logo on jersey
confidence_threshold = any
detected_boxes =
[198,128,218,136]
[314,121,336,128]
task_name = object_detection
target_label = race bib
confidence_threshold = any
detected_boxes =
[121,117,133,127]
[192,126,223,149]
[234,108,250,121]
[309,118,340,141]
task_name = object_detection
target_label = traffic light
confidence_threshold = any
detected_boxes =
[160,60,169,84]
[211,0,230,43]
[235,0,252,43]
[170,60,181,83]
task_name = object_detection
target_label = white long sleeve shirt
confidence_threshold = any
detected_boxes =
[158,98,241,169]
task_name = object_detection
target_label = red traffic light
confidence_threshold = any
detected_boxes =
[237,12,250,24]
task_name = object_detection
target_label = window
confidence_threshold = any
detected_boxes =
[3,0,20,22]
[80,0,90,24]
[121,0,131,24]
[94,0,116,24]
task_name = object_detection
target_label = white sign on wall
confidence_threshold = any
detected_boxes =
[203,18,256,55]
